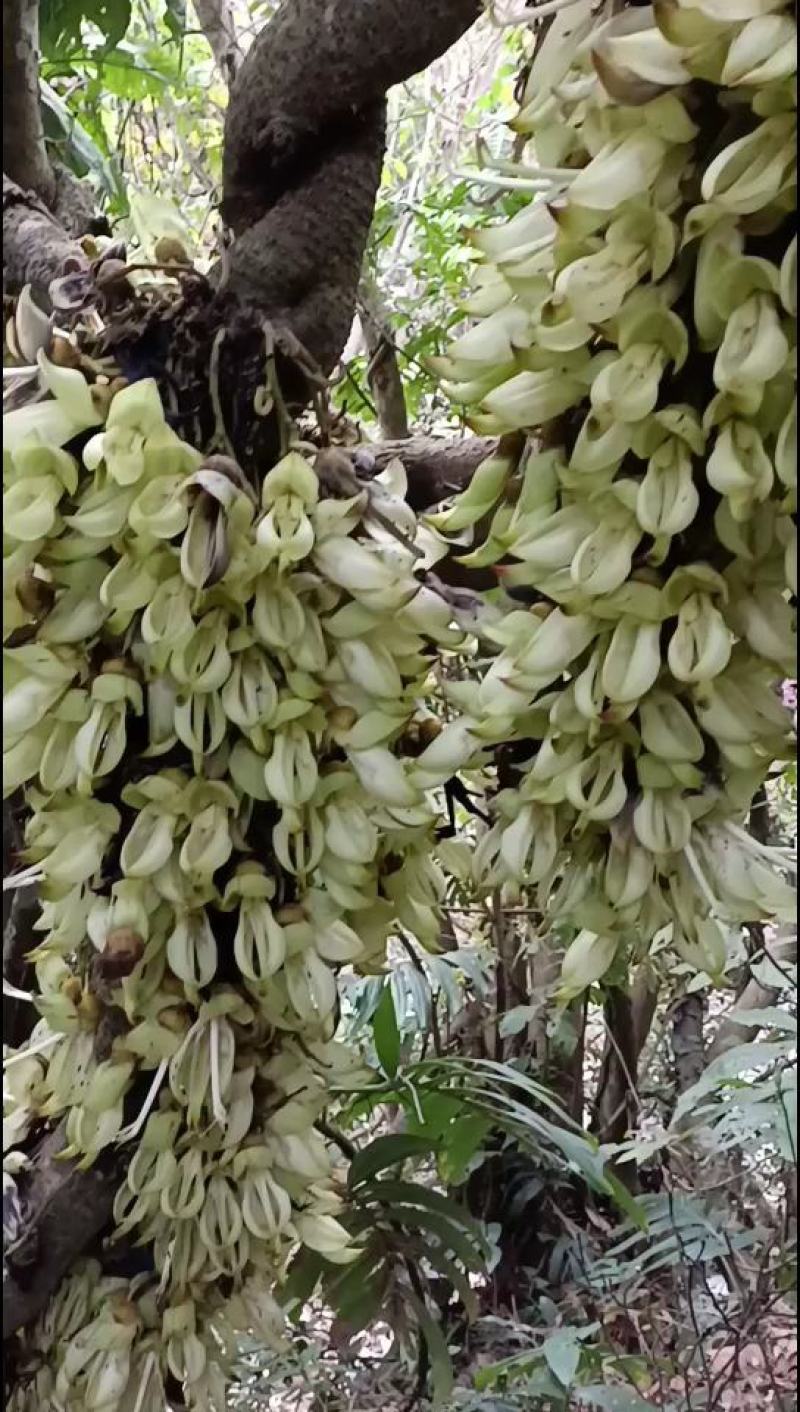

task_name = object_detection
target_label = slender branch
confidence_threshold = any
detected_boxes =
[367,433,497,509]
[357,275,410,440]
[192,0,244,85]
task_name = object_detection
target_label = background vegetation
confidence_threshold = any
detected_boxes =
[4,1,797,1408]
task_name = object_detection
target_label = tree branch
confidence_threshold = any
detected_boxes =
[192,0,244,85]
[3,175,89,305]
[220,0,482,375]
[3,1124,118,1339]
[368,433,497,509]
[3,0,54,206]
[357,276,409,440]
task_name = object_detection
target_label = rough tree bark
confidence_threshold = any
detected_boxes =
[5,0,483,483]
[671,994,705,1098]
[3,0,55,207]
[369,434,496,508]
[2,0,95,300]
[219,0,483,377]
[2,0,487,1340]
[593,968,659,1153]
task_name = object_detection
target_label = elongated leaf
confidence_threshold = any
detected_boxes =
[403,1238,479,1322]
[722,1006,796,1034]
[350,1203,485,1272]
[282,1247,325,1317]
[499,1004,536,1037]
[372,984,401,1078]
[576,1387,658,1411]
[364,1179,485,1238]
[324,1249,390,1332]
[437,1112,491,1185]
[542,1330,581,1388]
[406,1291,454,1407]
[39,79,127,208]
[349,1134,440,1190]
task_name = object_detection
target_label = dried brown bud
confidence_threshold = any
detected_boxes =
[110,1296,140,1327]
[158,1006,191,1035]
[154,235,190,265]
[15,568,54,620]
[327,706,358,733]
[48,335,81,369]
[198,454,257,504]
[417,717,442,747]
[78,991,102,1028]
[275,904,305,925]
[61,976,83,1004]
[100,657,140,681]
[104,928,145,975]
[90,383,115,418]
[315,447,360,499]
[95,258,132,291]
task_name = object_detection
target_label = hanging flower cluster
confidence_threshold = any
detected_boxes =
[3,350,469,1407]
[426,0,796,995]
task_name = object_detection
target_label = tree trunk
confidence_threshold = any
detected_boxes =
[671,994,705,1099]
[358,276,410,440]
[3,0,54,206]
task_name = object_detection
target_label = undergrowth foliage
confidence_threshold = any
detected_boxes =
[2,0,797,1409]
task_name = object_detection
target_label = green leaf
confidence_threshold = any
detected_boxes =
[349,1134,440,1190]
[372,984,401,1079]
[163,0,186,43]
[499,1005,536,1037]
[40,0,131,53]
[351,1202,485,1272]
[723,1006,796,1033]
[604,1173,649,1233]
[363,1179,485,1238]
[324,1248,390,1332]
[406,1292,454,1407]
[40,79,127,208]
[407,1241,479,1322]
[576,1386,658,1411]
[282,1247,324,1318]
[438,1113,491,1185]
[542,1331,581,1388]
